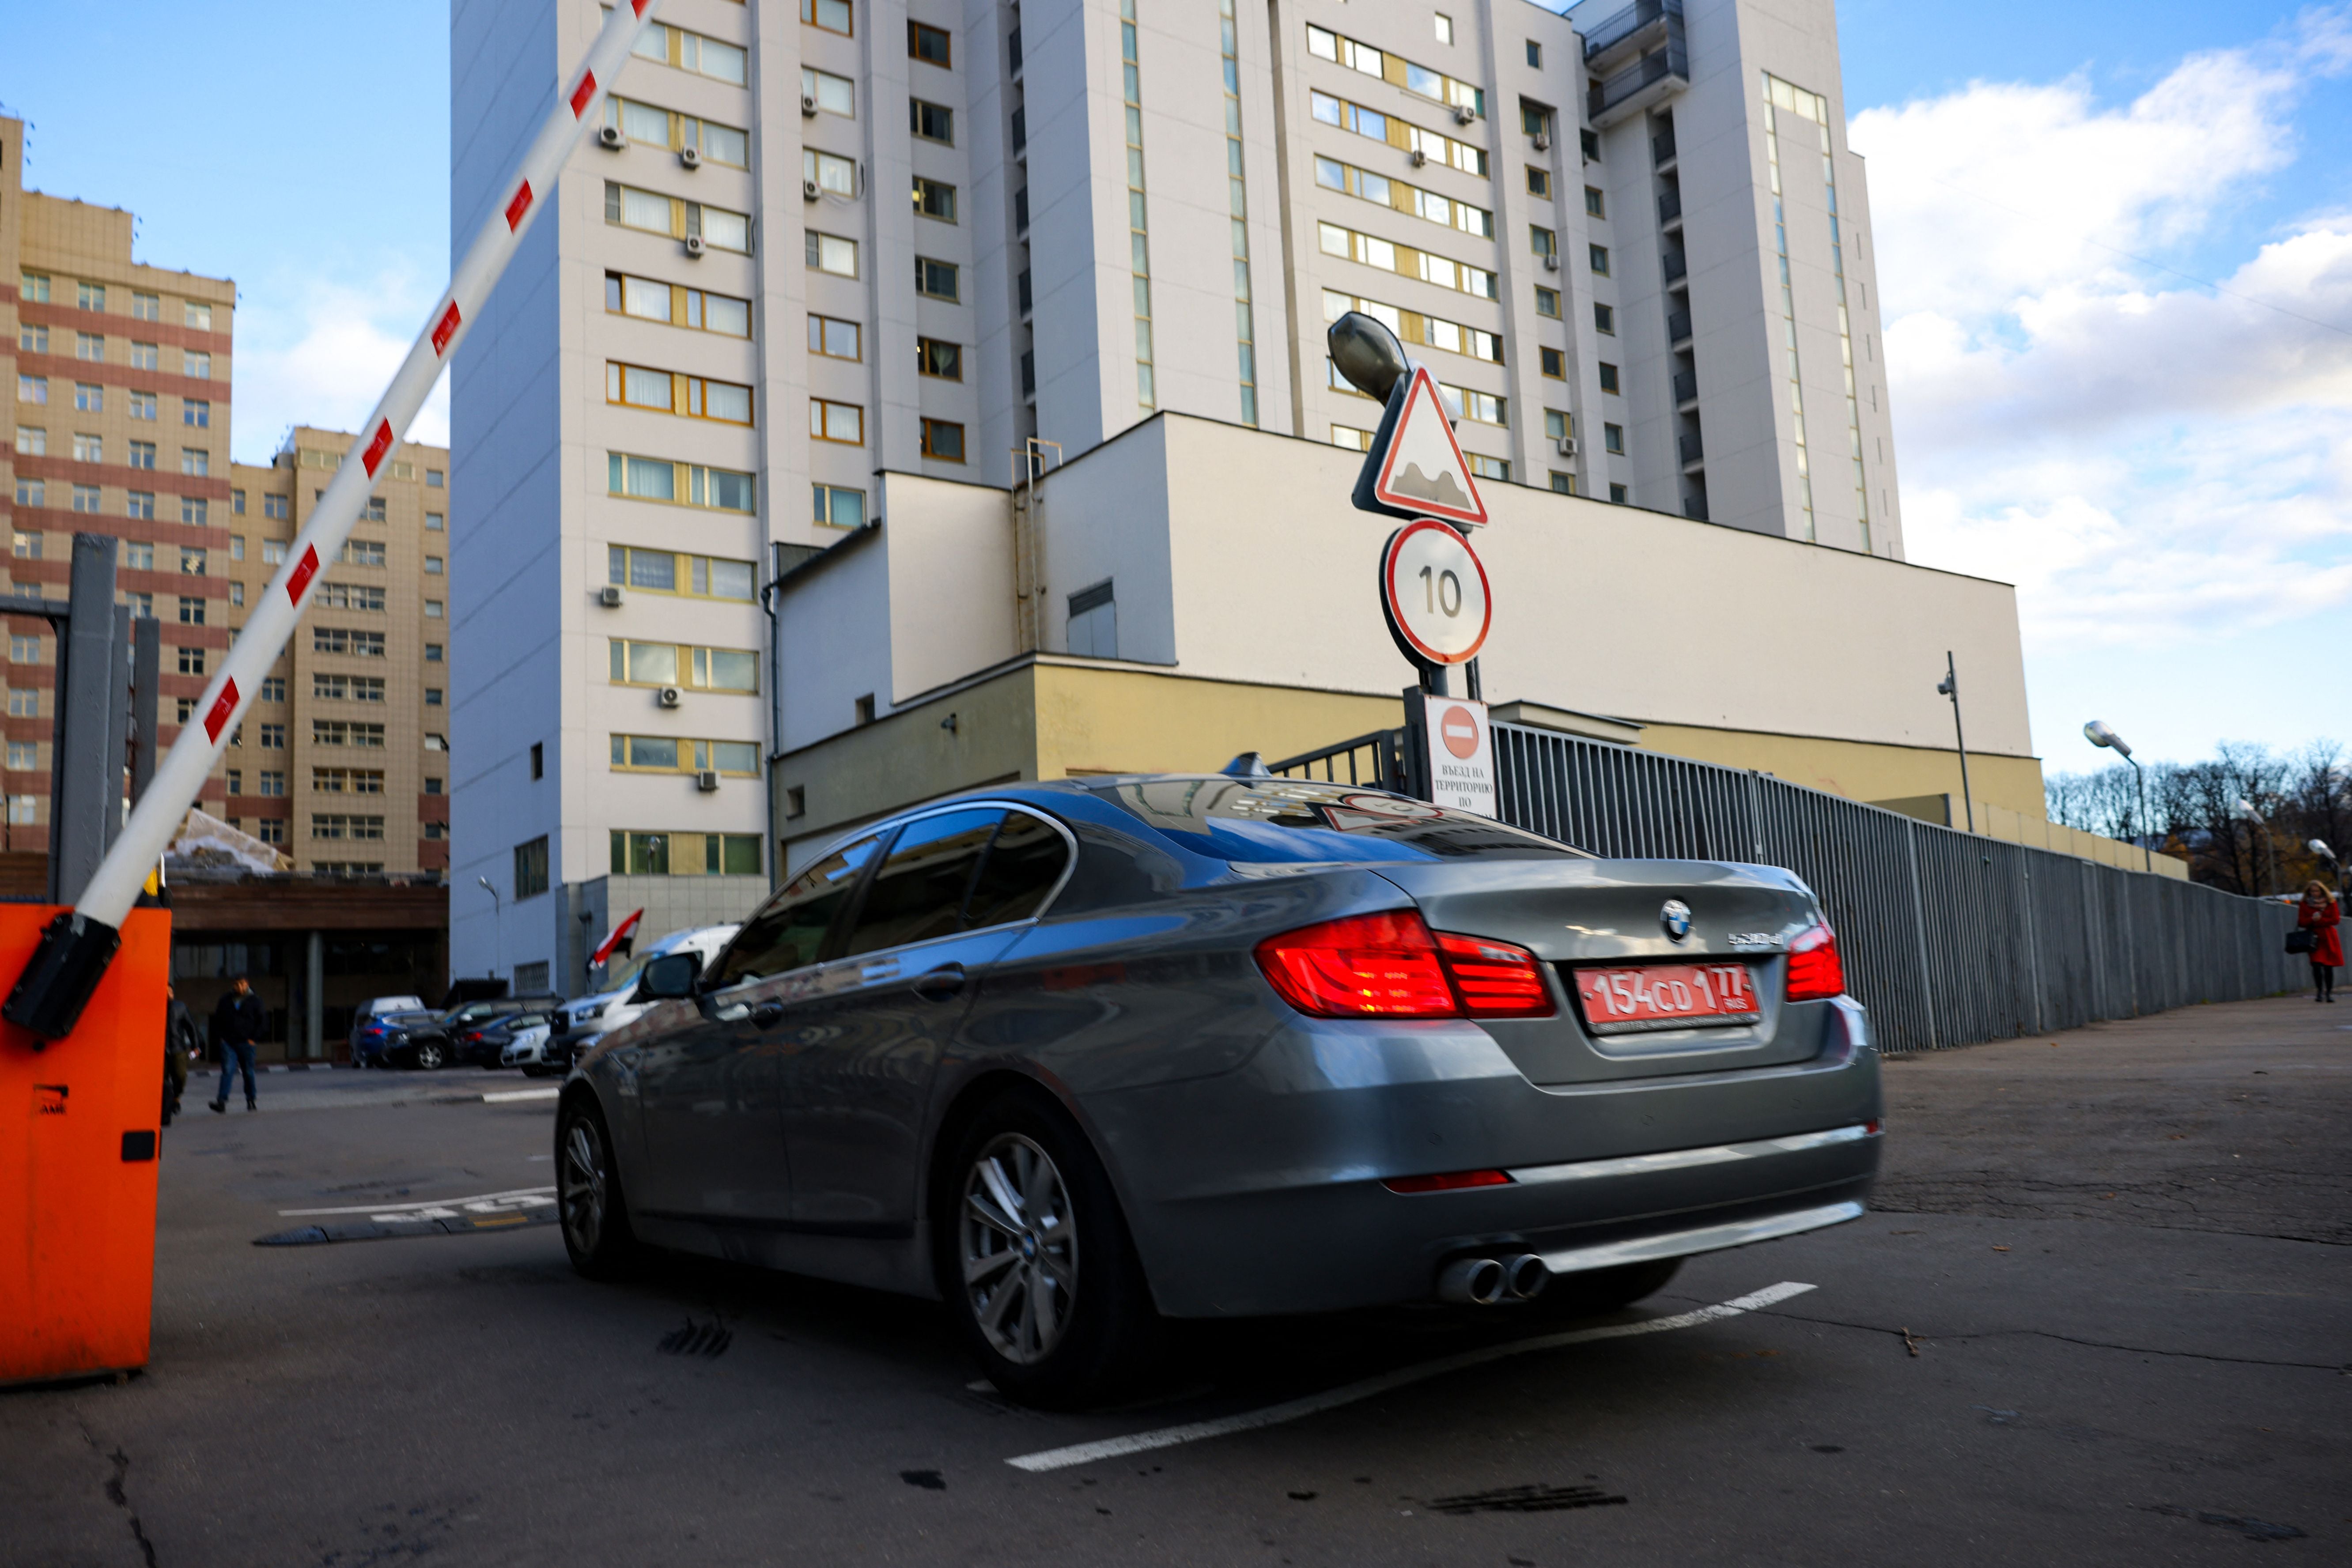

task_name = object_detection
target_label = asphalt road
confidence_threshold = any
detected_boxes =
[6,997,2347,1566]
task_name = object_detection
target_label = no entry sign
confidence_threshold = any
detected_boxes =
[1380,519,1492,667]
[1416,693,1496,814]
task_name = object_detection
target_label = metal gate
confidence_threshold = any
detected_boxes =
[1272,720,2305,1053]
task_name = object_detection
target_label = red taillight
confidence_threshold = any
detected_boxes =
[1382,1168,1513,1194]
[1785,922,1845,1001]
[1254,909,1458,1018]
[1434,932,1556,1017]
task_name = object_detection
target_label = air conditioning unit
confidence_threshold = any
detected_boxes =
[683,234,706,258]
[1556,436,1577,457]
[657,685,684,709]
[1543,253,1560,271]
[1452,104,1475,126]
[802,178,821,201]
[596,125,625,152]
[597,585,624,608]
[678,146,702,171]
[1408,147,1428,168]
[1533,130,1551,151]
[800,92,819,117]
[695,769,720,793]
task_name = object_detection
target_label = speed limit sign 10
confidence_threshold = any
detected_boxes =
[1379,518,1492,666]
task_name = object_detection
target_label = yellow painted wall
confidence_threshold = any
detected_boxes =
[1032,662,1400,780]
[1633,722,2049,819]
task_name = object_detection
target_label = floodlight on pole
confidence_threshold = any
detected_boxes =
[2083,719,2151,873]
[477,876,504,982]
[0,0,670,1041]
[2236,797,2278,898]
[2313,839,2344,897]
[1936,653,1974,834]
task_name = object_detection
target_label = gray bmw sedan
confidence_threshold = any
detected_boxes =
[556,775,1881,1406]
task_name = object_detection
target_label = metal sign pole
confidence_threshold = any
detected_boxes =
[4,0,669,1041]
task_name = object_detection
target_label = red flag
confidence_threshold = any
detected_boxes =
[590,908,643,969]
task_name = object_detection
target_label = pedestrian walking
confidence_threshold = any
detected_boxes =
[2298,881,2341,1003]
[209,975,268,1112]
[163,982,197,1126]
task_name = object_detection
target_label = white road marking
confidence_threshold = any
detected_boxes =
[483,1087,562,1103]
[280,1186,556,1217]
[1003,1281,1816,1473]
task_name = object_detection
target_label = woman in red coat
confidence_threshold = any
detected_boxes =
[2299,882,2342,1002]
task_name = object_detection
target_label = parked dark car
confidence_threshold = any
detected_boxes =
[356,994,566,1069]
[455,1010,556,1069]
[555,777,1881,1407]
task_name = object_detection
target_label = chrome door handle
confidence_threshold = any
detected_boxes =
[750,1001,787,1028]
[911,964,966,1001]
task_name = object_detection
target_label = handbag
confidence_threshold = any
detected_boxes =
[2286,927,2315,955]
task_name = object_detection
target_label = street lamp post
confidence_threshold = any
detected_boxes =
[2235,799,2277,898]
[2310,839,2343,899]
[2082,720,2151,873]
[1935,653,1976,834]
[476,875,503,981]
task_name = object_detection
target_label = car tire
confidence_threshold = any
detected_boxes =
[557,1096,643,1281]
[412,1040,446,1071]
[936,1089,1161,1410]
[1528,1257,1683,1318]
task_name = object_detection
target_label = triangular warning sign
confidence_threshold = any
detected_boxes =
[1351,364,1488,527]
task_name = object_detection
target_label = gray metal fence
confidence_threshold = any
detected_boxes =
[1273,720,2305,1053]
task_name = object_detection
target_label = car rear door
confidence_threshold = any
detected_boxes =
[632,838,880,1223]
[775,808,1066,1232]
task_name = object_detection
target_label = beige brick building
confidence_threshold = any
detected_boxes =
[3,114,238,844]
[224,430,454,877]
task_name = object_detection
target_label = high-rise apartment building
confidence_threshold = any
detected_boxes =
[1,115,238,843]
[452,0,1902,982]
[223,431,456,877]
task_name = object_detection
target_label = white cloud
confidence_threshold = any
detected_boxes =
[1853,15,2352,670]
[230,269,451,466]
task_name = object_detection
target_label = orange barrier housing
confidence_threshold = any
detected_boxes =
[0,906,168,1384]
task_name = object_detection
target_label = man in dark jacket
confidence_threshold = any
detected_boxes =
[163,982,198,1126]
[209,975,268,1113]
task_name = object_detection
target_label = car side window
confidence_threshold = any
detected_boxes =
[965,810,1071,928]
[710,835,882,987]
[840,809,1002,958]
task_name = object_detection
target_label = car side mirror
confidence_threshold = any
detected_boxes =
[637,952,700,1001]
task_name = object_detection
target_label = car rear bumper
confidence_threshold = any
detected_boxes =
[1083,997,1881,1318]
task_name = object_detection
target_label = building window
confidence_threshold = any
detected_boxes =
[74,433,105,463]
[1594,302,1616,335]
[132,291,160,321]
[18,375,46,405]
[76,383,104,413]
[423,822,446,841]
[1535,286,1561,319]
[804,66,855,117]
[913,177,958,223]
[184,400,210,427]
[232,489,246,515]
[1589,243,1610,276]
[184,351,212,379]
[605,453,757,512]
[1066,580,1117,659]
[809,314,862,360]
[7,692,37,719]
[8,742,38,770]
[910,98,953,144]
[1539,347,1565,379]
[265,771,291,798]
[424,778,443,795]
[1529,225,1556,261]
[1545,409,1573,443]
[908,19,951,66]
[182,448,210,476]
[425,733,446,752]
[919,419,966,463]
[1527,166,1550,197]
[855,695,876,725]
[259,722,286,747]
[311,768,386,795]
[610,735,761,776]
[313,673,388,703]
[1527,39,1542,67]
[177,597,206,626]
[313,627,387,657]
[230,583,244,607]
[915,338,961,380]
[425,643,443,663]
[810,399,864,445]
[914,257,959,301]
[13,427,42,456]
[177,647,206,676]
[1550,472,1577,495]
[11,480,42,509]
[130,341,159,370]
[313,814,387,842]
[20,272,49,303]
[1604,423,1626,454]
[801,0,851,36]
[264,494,289,520]
[124,542,157,571]
[813,484,865,530]
[312,720,388,748]
[130,390,157,420]
[185,302,214,331]
[11,531,39,559]
[424,600,443,619]
[76,332,106,362]
[1584,185,1606,218]
[8,635,39,662]
[426,469,443,487]
[1467,454,1510,482]
[424,555,443,575]
[804,148,857,198]
[1609,482,1629,503]
[606,362,754,424]
[261,678,287,703]
[363,496,386,521]
[805,231,858,277]
[610,639,760,693]
[6,796,35,825]
[181,498,208,525]
[16,323,46,354]
[1435,13,1453,44]
[256,819,286,846]
[72,484,102,514]
[608,545,756,602]
[426,511,443,531]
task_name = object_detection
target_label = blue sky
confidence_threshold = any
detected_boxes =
[7,2,2345,771]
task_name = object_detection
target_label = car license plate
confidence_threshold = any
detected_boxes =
[1572,962,1761,1035]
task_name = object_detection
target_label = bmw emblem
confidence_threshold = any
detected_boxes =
[1660,899,1693,943]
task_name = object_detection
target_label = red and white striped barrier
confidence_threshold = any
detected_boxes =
[4,0,668,1037]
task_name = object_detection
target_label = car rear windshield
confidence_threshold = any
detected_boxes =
[1089,778,1587,863]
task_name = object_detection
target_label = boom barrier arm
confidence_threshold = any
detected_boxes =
[2,0,668,1041]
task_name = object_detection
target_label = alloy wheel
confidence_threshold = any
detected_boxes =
[960,1133,1080,1365]
[560,1116,607,1257]
[415,1041,445,1070]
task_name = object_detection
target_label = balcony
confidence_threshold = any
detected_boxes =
[1011,107,1027,158]
[1672,368,1697,405]
[1015,186,1029,234]
[1021,350,1036,399]
[1667,309,1692,345]
[1008,25,1022,76]
[1656,187,1682,227]
[1018,268,1032,317]
[1652,126,1678,166]
[1581,0,1680,78]
[1662,248,1688,283]
[1679,431,1705,469]
[1681,494,1709,522]
[1591,42,1690,129]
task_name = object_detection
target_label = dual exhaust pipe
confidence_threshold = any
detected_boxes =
[1437,1252,1548,1306]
